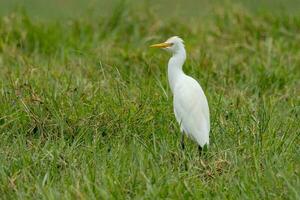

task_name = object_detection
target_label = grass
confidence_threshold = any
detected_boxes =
[0,1,299,199]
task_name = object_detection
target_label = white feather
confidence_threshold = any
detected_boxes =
[165,36,210,147]
[173,75,210,146]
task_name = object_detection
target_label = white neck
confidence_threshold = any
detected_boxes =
[168,47,186,93]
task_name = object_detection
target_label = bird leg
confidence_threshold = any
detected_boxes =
[198,145,202,156]
[181,133,185,150]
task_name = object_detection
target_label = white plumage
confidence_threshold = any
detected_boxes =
[151,36,210,149]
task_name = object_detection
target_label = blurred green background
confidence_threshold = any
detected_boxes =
[1,0,300,20]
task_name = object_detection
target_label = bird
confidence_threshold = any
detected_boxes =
[150,36,210,154]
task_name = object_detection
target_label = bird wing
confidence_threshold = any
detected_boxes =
[173,76,210,147]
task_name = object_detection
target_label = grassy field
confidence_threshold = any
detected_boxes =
[0,0,299,199]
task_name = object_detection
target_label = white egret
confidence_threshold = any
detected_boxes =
[150,36,210,153]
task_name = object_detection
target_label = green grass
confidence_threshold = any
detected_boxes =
[0,1,299,199]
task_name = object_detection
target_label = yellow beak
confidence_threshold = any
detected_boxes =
[150,42,172,48]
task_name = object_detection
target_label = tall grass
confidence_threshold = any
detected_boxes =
[0,2,299,199]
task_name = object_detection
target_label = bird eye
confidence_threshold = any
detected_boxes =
[170,43,174,46]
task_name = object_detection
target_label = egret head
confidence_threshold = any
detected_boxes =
[150,36,185,54]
